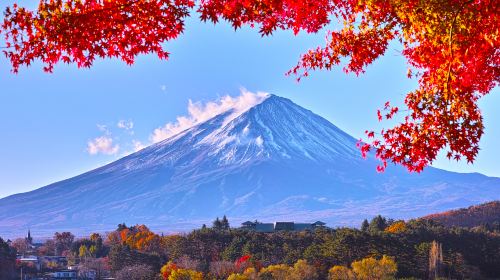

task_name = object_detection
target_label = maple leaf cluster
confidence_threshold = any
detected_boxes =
[2,0,194,72]
[1,0,498,172]
[200,0,499,172]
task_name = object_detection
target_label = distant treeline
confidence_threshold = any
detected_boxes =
[1,215,500,279]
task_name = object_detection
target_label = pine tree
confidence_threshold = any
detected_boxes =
[369,215,387,232]
[213,217,222,230]
[221,215,230,230]
[361,219,369,232]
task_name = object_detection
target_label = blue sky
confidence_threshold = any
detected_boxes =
[0,15,498,199]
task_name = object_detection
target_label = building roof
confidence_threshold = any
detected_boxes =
[255,223,274,232]
[240,220,328,232]
[294,223,313,231]
[274,222,295,231]
[19,257,38,262]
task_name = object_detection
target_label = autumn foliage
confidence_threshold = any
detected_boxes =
[1,0,194,72]
[1,0,498,172]
[423,200,500,228]
[385,221,407,234]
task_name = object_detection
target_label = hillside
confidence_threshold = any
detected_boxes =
[423,201,500,228]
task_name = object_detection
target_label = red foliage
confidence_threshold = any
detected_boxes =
[235,254,251,270]
[161,261,178,279]
[1,0,498,172]
[236,255,250,264]
[2,0,194,72]
[199,0,499,172]
[423,201,500,228]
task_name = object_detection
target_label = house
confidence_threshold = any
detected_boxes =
[17,255,42,271]
[274,222,295,231]
[240,220,327,232]
[293,223,314,231]
[241,221,256,228]
[255,223,275,233]
[241,221,275,232]
[312,221,326,228]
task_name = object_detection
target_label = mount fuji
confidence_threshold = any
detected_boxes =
[0,94,499,237]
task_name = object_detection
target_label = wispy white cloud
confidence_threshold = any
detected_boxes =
[255,136,264,147]
[160,85,167,92]
[88,90,269,156]
[96,124,110,134]
[150,89,269,143]
[87,136,120,155]
[117,120,134,135]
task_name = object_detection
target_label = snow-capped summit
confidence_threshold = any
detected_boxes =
[0,94,498,237]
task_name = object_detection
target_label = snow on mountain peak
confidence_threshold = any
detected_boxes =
[1,91,499,238]
[150,89,269,143]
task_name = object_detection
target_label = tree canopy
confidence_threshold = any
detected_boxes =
[1,0,498,172]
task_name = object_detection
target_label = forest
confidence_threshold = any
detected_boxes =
[1,214,500,280]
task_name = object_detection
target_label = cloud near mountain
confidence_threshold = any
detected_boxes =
[150,89,269,143]
[1,94,498,237]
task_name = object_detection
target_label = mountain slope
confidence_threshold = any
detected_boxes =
[422,201,500,228]
[0,95,499,237]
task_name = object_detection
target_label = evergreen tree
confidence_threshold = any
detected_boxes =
[221,215,230,230]
[0,238,16,280]
[213,217,222,230]
[369,215,387,232]
[117,223,128,231]
[361,219,369,232]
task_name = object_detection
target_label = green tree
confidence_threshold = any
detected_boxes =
[221,215,230,230]
[369,216,388,233]
[213,217,222,230]
[0,238,16,280]
[361,219,369,232]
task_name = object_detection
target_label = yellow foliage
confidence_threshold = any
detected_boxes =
[161,261,178,280]
[227,273,249,280]
[168,268,203,280]
[242,267,258,280]
[259,264,292,280]
[328,265,355,280]
[328,256,397,280]
[351,255,397,280]
[78,245,89,258]
[89,233,101,242]
[290,259,318,280]
[385,221,407,234]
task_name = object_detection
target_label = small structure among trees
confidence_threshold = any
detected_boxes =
[240,220,327,232]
